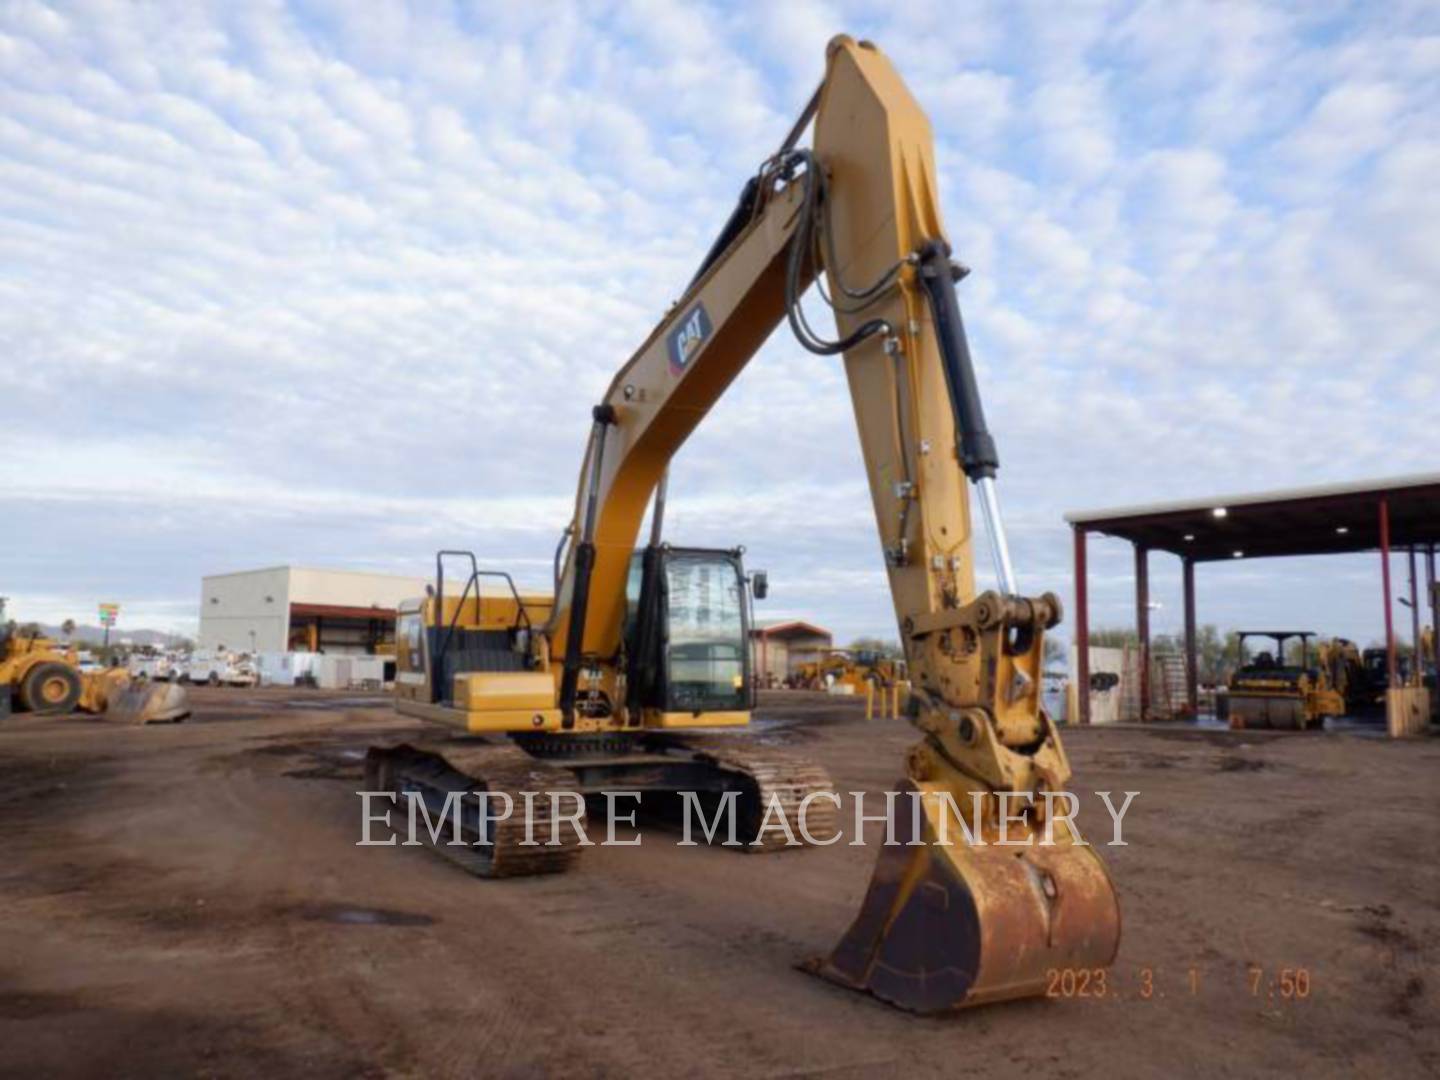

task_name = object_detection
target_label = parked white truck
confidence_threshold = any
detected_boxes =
[181,652,258,687]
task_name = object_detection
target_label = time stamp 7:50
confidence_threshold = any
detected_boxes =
[1046,966,1315,1002]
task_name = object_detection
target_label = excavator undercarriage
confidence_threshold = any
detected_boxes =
[366,729,841,874]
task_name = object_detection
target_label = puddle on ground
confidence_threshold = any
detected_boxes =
[281,746,368,781]
[740,717,816,744]
[297,902,435,927]
[1216,755,1269,772]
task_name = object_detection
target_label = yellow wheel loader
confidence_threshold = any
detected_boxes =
[790,648,904,693]
[788,648,857,690]
[833,649,908,695]
[0,601,190,724]
[374,35,1119,1013]
[1227,631,1345,730]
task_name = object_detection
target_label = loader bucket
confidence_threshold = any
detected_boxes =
[106,681,192,724]
[808,781,1120,1013]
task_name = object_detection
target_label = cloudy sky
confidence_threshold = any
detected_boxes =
[3,1,1437,647]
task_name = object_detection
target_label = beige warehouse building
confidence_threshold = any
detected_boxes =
[750,620,833,684]
[198,566,427,655]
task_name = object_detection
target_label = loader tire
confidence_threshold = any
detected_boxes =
[20,662,82,715]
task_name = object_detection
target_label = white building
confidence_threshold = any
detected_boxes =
[198,566,427,655]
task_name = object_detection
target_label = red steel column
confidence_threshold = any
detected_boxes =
[1074,526,1090,726]
[1183,557,1198,718]
[1428,545,1438,686]
[1409,547,1421,688]
[1135,544,1150,721]
[1380,498,1397,687]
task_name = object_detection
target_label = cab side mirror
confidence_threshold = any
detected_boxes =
[751,571,769,600]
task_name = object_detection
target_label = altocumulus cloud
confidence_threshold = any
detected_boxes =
[1,1,1436,643]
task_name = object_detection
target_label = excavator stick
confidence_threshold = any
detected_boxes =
[764,36,1123,1012]
[808,782,1120,1012]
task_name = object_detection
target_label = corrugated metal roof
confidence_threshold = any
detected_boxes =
[752,619,832,639]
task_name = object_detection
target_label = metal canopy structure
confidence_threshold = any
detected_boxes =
[1065,472,1440,726]
[1067,473,1440,562]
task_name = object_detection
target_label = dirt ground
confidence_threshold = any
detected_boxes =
[1,687,1436,1078]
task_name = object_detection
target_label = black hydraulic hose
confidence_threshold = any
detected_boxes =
[814,165,904,304]
[552,523,573,597]
[781,150,891,356]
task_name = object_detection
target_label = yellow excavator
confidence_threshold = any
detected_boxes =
[1318,637,1366,710]
[375,35,1119,1013]
[1357,626,1436,705]
[0,599,190,723]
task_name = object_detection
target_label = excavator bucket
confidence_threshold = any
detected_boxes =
[808,781,1120,1013]
[96,677,192,724]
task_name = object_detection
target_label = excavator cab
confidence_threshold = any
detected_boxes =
[624,546,754,716]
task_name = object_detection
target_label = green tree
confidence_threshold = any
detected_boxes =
[1283,637,1314,667]
[1088,627,1139,649]
[1218,631,1246,678]
[1196,625,1221,683]
[1151,632,1181,656]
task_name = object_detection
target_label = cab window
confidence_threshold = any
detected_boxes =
[664,554,746,711]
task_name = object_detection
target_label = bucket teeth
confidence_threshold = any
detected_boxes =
[807,780,1120,1012]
